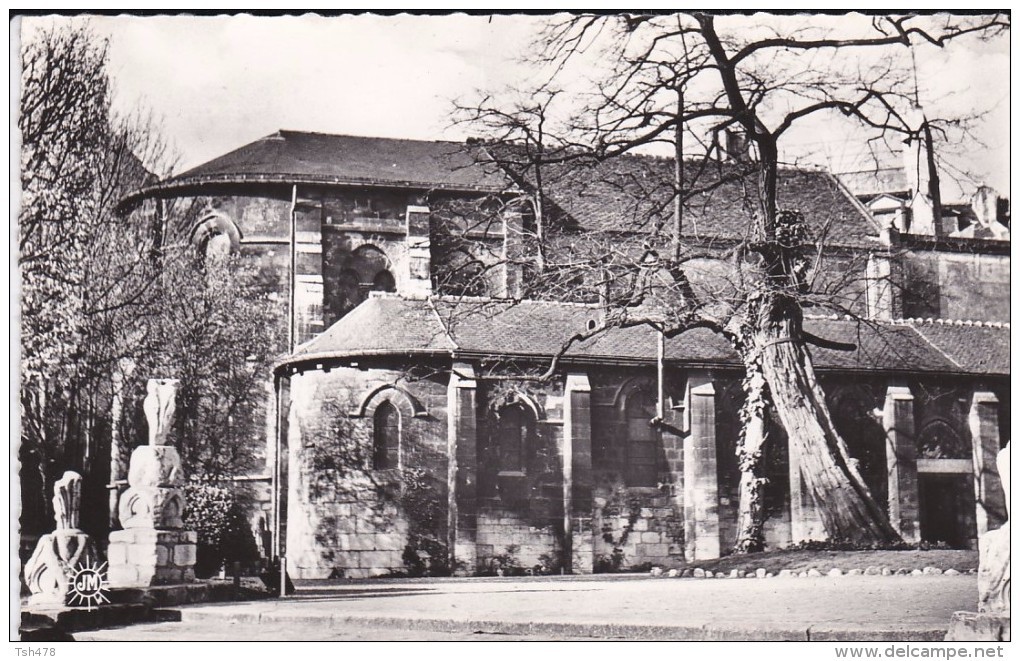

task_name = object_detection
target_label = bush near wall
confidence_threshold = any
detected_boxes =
[183,482,260,577]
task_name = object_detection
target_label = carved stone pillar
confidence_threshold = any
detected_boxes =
[108,379,197,587]
[970,391,1006,536]
[24,471,99,606]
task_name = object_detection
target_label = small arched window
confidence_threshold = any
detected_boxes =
[373,401,401,470]
[496,403,532,475]
[202,233,229,259]
[918,419,970,460]
[191,212,240,264]
[372,269,396,293]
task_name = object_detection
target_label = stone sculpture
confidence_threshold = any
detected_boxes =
[143,378,178,447]
[24,472,99,606]
[978,442,1010,614]
[108,378,196,587]
[946,441,1010,641]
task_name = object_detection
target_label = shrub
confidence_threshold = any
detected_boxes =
[183,482,260,577]
[594,548,626,573]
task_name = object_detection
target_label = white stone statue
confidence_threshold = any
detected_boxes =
[948,441,1011,640]
[24,471,98,605]
[52,471,82,532]
[978,442,1010,615]
[144,378,179,446]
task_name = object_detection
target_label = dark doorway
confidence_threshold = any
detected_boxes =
[918,473,977,549]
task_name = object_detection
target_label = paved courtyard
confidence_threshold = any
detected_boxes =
[75,573,977,641]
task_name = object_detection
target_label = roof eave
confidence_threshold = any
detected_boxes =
[117,173,521,212]
[271,346,1006,379]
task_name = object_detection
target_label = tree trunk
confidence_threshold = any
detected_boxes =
[734,353,768,553]
[755,306,899,544]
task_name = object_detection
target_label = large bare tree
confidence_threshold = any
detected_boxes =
[17,20,279,535]
[18,21,174,534]
[451,12,1008,551]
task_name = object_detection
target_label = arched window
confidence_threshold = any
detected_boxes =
[625,385,659,487]
[918,419,970,460]
[496,403,532,475]
[333,246,395,319]
[204,232,232,261]
[352,245,391,286]
[191,212,240,264]
[373,401,400,470]
[372,269,396,293]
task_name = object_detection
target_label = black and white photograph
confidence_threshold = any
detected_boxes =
[11,9,1011,650]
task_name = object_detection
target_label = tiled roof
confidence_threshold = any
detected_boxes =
[290,294,455,362]
[909,321,1011,375]
[128,132,879,247]
[161,131,513,193]
[489,148,880,248]
[279,295,1008,377]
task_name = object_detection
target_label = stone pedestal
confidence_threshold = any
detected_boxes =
[24,530,98,607]
[107,529,198,586]
[946,613,1010,642]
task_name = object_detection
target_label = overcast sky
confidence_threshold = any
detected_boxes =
[16,13,1010,200]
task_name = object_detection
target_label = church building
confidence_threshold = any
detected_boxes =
[121,130,1010,578]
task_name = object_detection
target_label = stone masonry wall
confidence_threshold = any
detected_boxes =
[903,250,1009,322]
[589,369,686,570]
[475,510,562,573]
[473,378,569,573]
[285,364,449,579]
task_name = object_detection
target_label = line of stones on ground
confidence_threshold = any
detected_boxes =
[650,566,972,578]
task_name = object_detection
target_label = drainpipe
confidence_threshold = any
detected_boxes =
[288,184,298,352]
[275,182,297,598]
[656,329,666,420]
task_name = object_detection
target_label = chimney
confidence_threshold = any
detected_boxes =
[971,186,999,228]
[721,129,752,162]
[714,128,749,162]
[404,205,432,298]
[901,108,944,237]
[725,129,747,161]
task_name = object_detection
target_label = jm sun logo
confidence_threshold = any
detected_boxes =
[67,561,111,610]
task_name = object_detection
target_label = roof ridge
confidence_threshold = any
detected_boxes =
[431,294,602,310]
[275,128,467,147]
[823,169,883,234]
[890,317,1010,329]
[907,324,963,371]
[803,314,1012,331]
[426,297,459,351]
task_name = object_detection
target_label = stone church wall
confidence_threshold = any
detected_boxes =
[284,364,449,578]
